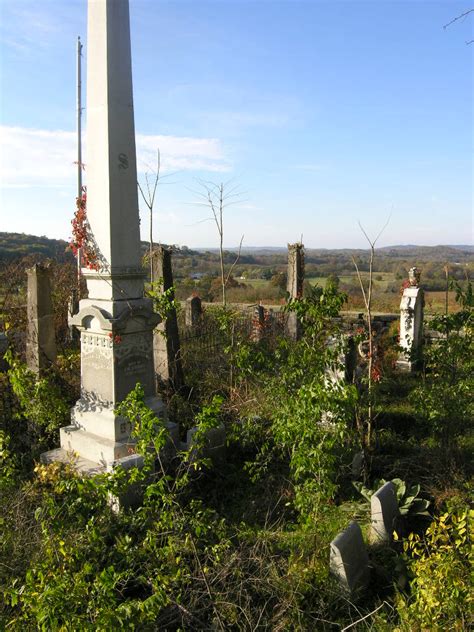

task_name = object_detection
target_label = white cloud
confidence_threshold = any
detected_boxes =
[0,126,76,187]
[136,133,231,174]
[0,125,231,188]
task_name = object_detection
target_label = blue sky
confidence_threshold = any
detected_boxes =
[0,0,472,248]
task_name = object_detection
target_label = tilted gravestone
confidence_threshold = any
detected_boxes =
[330,521,370,595]
[41,0,176,474]
[26,264,57,374]
[370,481,399,543]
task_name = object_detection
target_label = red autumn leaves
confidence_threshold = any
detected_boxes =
[69,189,100,271]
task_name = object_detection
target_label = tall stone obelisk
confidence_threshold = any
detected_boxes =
[43,0,169,471]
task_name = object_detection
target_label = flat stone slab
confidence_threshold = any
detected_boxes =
[330,521,370,596]
[40,447,106,476]
[370,481,399,543]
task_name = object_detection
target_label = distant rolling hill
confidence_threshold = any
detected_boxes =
[0,232,73,262]
[0,232,472,264]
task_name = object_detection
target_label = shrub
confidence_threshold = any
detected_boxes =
[410,281,474,446]
[395,506,473,630]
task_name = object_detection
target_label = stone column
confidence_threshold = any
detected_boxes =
[42,0,173,472]
[397,267,424,372]
[185,295,202,328]
[286,243,304,341]
[151,247,184,391]
[26,264,57,374]
[251,304,266,342]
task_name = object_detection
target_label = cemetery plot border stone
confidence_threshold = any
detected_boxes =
[330,521,370,596]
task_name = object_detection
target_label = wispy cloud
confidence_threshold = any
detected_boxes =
[291,163,325,172]
[0,125,231,188]
[208,111,289,129]
[0,4,64,54]
[136,133,231,174]
[0,126,76,187]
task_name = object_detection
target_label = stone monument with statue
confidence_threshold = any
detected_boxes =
[396,267,424,372]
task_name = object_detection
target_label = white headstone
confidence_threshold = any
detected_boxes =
[397,268,424,372]
[330,521,370,595]
[370,481,399,543]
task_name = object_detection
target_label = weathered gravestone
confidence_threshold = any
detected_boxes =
[325,335,357,386]
[330,521,370,595]
[186,424,226,466]
[185,295,202,328]
[370,481,399,543]
[286,242,304,341]
[397,267,424,372]
[251,304,266,342]
[26,264,57,374]
[321,335,357,425]
[151,247,184,391]
[41,0,175,474]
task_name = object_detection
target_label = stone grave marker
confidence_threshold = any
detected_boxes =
[397,266,424,372]
[370,481,399,543]
[185,295,202,327]
[286,242,304,341]
[26,264,57,374]
[330,521,370,595]
[251,304,266,342]
[151,246,184,391]
[186,424,226,466]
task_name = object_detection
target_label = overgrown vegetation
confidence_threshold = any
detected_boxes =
[0,267,472,629]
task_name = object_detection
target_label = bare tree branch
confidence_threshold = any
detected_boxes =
[443,8,474,30]
[137,149,161,283]
[193,180,244,306]
[225,234,245,286]
[352,215,391,449]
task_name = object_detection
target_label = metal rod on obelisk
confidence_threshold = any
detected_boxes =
[76,35,83,284]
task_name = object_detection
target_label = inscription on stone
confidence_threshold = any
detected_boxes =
[122,357,147,376]
[118,153,129,169]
